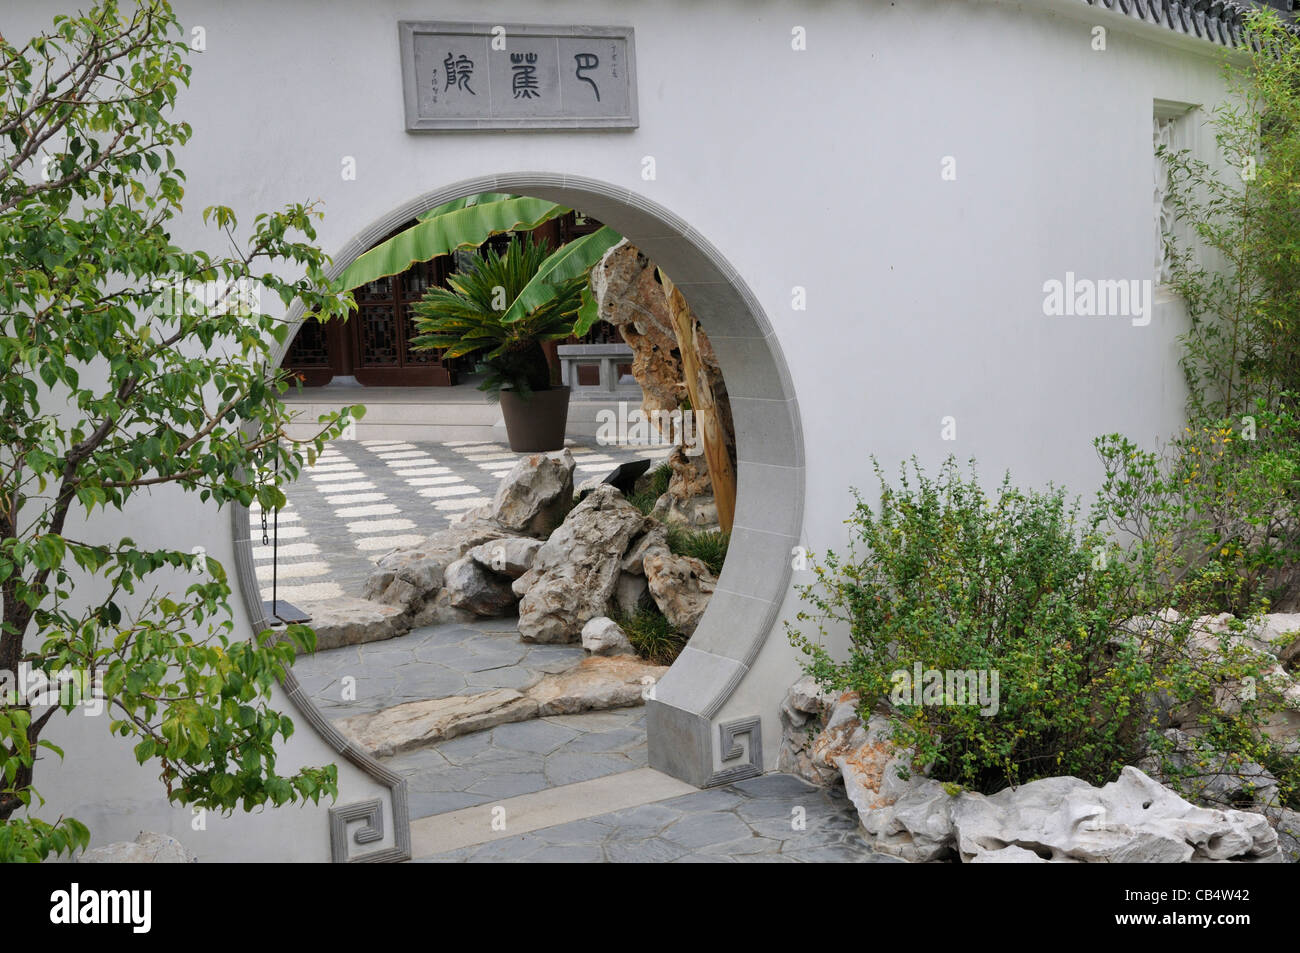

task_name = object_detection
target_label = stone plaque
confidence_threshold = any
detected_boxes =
[399,22,638,131]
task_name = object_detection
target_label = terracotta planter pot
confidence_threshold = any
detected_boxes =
[499,386,570,452]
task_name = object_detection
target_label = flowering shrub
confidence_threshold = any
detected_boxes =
[788,458,1155,793]
[788,457,1300,801]
[1094,402,1300,615]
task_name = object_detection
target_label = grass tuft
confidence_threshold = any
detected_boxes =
[627,461,673,515]
[665,526,729,576]
[613,605,688,665]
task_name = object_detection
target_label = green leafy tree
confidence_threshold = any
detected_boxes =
[1160,8,1300,421]
[0,1,360,861]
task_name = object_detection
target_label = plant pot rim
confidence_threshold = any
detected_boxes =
[500,385,571,400]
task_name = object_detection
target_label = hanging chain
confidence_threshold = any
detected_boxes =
[259,445,270,546]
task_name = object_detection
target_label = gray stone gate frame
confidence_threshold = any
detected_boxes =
[231,173,805,857]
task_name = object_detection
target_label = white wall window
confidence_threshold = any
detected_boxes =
[1153,100,1198,286]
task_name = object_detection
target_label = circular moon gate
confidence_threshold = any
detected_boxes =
[230,172,805,834]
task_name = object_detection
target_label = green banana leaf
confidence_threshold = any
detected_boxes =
[415,192,518,221]
[338,196,570,290]
[501,226,623,325]
[574,282,601,337]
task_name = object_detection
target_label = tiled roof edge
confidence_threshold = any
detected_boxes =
[1079,0,1290,49]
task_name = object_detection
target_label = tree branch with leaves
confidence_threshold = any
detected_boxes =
[0,0,362,861]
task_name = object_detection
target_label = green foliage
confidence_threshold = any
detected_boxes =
[500,226,622,328]
[789,458,1158,793]
[666,526,729,576]
[614,606,688,666]
[1160,9,1300,421]
[338,195,569,290]
[1094,400,1300,615]
[790,458,1299,800]
[410,235,584,397]
[627,462,672,515]
[1136,612,1300,811]
[0,1,351,860]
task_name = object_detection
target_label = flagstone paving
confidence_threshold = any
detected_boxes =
[291,617,586,721]
[413,773,890,863]
[389,708,651,818]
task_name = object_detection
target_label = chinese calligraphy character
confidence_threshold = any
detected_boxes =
[443,52,476,94]
[510,52,540,99]
[574,53,600,101]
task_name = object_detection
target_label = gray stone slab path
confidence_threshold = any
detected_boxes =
[388,708,650,818]
[292,616,654,821]
[414,773,891,863]
[291,616,584,720]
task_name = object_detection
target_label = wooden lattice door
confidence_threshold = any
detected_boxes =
[351,257,457,386]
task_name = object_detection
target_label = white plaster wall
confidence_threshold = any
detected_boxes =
[6,0,1238,853]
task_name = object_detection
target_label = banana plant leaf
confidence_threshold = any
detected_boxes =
[415,192,518,221]
[338,196,570,290]
[574,282,601,337]
[500,226,622,325]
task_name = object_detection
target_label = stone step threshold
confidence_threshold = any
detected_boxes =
[409,767,696,858]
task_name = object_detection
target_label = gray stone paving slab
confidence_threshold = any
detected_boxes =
[414,773,890,863]
[384,707,650,820]
[291,619,585,720]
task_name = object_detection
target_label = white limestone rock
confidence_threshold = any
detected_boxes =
[858,766,1280,864]
[78,831,197,863]
[361,522,511,615]
[338,689,539,757]
[810,695,925,818]
[460,449,576,537]
[861,778,958,863]
[410,587,478,627]
[950,767,1280,863]
[581,616,635,656]
[968,845,1052,863]
[335,656,667,757]
[515,485,648,643]
[1137,728,1280,810]
[644,552,716,637]
[526,655,668,716]
[442,557,518,617]
[466,536,543,580]
[295,596,408,651]
[613,571,650,616]
[1259,612,1300,665]
[650,491,720,533]
[620,523,669,575]
[1266,806,1300,863]
[782,685,851,786]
